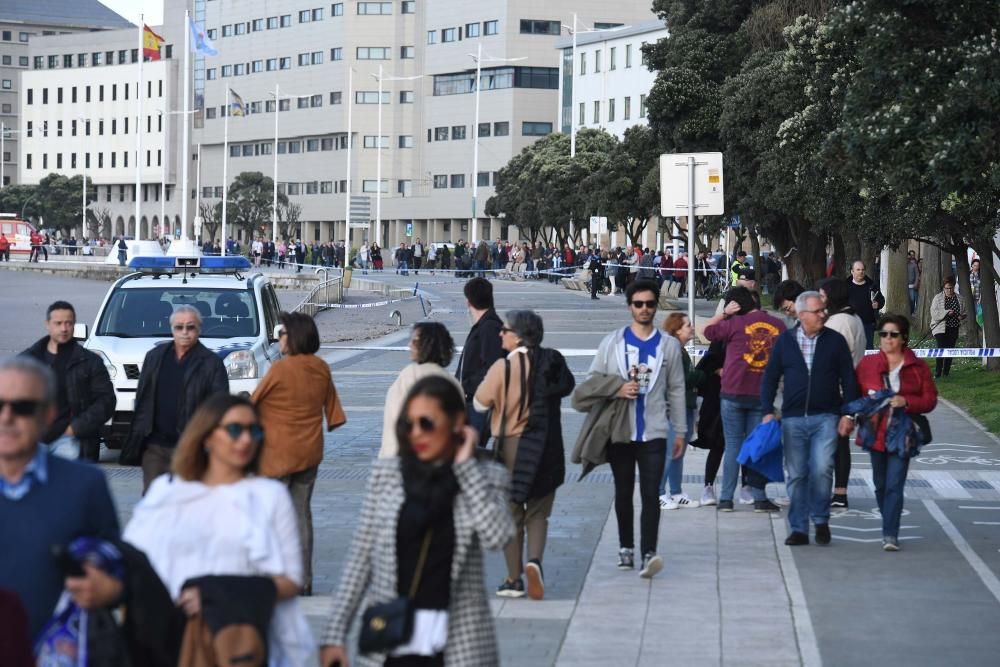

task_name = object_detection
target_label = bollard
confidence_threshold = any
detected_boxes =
[390,310,402,326]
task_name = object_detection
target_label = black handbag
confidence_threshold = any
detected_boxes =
[358,530,433,654]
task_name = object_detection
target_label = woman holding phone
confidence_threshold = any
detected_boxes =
[320,377,514,667]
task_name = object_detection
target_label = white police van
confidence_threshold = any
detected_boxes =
[79,255,284,448]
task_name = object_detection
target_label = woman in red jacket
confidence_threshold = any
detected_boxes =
[854,314,937,551]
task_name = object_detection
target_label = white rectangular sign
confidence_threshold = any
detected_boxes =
[659,152,724,217]
[588,216,608,235]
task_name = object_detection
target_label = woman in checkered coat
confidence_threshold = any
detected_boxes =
[321,376,514,667]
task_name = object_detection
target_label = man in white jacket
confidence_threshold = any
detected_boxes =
[582,279,687,578]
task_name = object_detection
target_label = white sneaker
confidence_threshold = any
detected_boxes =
[700,485,718,506]
[670,493,700,509]
[738,486,754,505]
[659,494,679,510]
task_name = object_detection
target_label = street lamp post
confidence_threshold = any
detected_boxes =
[268,86,312,244]
[468,47,525,244]
[371,67,424,249]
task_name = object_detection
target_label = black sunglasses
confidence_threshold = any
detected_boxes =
[406,416,437,433]
[219,423,264,442]
[629,299,658,310]
[172,324,199,332]
[0,399,43,417]
[877,330,902,339]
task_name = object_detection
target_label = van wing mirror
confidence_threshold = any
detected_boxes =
[73,323,89,341]
[272,324,284,342]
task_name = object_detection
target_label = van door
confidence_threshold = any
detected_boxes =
[261,284,282,361]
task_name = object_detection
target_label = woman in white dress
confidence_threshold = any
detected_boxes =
[123,393,315,666]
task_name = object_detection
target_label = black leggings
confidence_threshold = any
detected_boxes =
[704,447,748,488]
[935,327,959,377]
[834,433,851,491]
[608,439,666,555]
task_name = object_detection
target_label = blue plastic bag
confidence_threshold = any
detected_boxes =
[737,420,784,482]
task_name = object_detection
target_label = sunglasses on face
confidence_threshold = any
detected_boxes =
[219,423,264,442]
[0,399,43,417]
[172,324,199,332]
[406,415,437,433]
[629,299,658,310]
[877,330,902,339]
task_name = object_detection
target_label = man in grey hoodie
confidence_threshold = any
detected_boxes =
[582,279,687,578]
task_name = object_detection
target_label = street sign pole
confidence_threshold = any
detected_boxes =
[687,156,696,328]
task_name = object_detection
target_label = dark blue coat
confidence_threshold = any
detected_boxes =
[761,325,859,418]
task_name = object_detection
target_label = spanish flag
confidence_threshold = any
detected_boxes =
[143,25,165,61]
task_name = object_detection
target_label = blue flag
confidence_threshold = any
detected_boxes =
[188,16,218,56]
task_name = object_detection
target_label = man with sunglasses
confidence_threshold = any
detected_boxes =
[0,356,119,643]
[581,279,687,578]
[21,301,115,462]
[120,305,229,491]
[761,291,859,546]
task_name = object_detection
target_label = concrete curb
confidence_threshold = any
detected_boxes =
[937,397,1000,446]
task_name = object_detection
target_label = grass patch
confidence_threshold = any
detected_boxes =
[934,359,1000,435]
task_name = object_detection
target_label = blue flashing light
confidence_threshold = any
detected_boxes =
[201,256,251,271]
[128,256,176,270]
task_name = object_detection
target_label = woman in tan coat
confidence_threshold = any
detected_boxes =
[253,311,346,595]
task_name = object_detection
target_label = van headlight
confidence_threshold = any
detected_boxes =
[224,350,258,380]
[94,350,117,380]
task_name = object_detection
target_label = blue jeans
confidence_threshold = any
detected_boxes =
[660,408,695,497]
[398,261,408,275]
[781,414,839,534]
[720,398,768,502]
[870,449,910,538]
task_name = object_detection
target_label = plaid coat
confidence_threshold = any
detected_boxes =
[322,457,514,666]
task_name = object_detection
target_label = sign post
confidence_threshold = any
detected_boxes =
[660,152,724,329]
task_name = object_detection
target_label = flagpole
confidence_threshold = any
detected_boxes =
[136,15,144,240]
[195,142,202,242]
[345,67,353,255]
[221,85,229,256]
[181,9,191,241]
[272,82,279,245]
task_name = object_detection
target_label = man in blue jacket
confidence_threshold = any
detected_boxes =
[761,291,859,546]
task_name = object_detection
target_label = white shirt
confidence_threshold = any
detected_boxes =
[124,476,315,666]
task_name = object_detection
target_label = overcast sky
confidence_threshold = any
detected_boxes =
[99,0,164,26]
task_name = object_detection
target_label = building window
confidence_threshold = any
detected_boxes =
[442,28,457,42]
[310,94,322,107]
[450,174,465,188]
[1,31,8,40]
[466,22,480,38]
[519,19,559,35]
[477,122,490,137]
[19,32,30,43]
[398,135,413,148]
[252,18,264,31]
[640,94,647,118]
[280,57,291,69]
[363,135,388,148]
[357,2,392,14]
[624,96,631,120]
[451,125,466,140]
[26,88,33,104]
[594,49,601,72]
[65,52,75,66]
[484,20,498,35]
[265,59,276,71]
[26,154,32,169]
[77,53,86,67]
[330,91,342,104]
[235,23,246,35]
[357,47,390,59]
[593,101,600,124]
[595,22,624,29]
[207,68,217,79]
[578,102,585,125]
[298,53,310,66]
[579,52,586,75]
[522,121,552,136]
[434,127,448,141]
[398,180,412,196]
[33,56,42,69]
[221,65,232,77]
[206,107,217,119]
[287,183,300,195]
[608,98,615,122]
[313,8,324,20]
[222,25,233,37]
[312,51,323,64]
[493,121,509,136]
[362,179,388,193]
[477,172,490,187]
[298,97,310,109]
[355,91,390,104]
[19,56,28,66]
[609,46,617,70]
[427,31,437,45]
[625,44,632,68]
[288,141,302,153]
[306,139,320,151]
[252,60,263,72]
[267,17,278,29]
[331,47,343,60]
[280,15,292,27]
[299,10,312,22]
[399,90,414,103]
[279,99,290,110]
[433,175,447,189]
[332,3,344,16]
[48,55,58,68]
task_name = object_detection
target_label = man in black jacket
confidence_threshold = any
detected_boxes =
[22,301,116,461]
[456,278,504,446]
[120,305,229,491]
[846,260,886,349]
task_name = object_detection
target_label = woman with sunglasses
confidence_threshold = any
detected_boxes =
[123,393,314,664]
[474,310,574,599]
[253,311,346,595]
[380,322,464,459]
[853,314,937,550]
[321,376,513,667]
[930,276,966,378]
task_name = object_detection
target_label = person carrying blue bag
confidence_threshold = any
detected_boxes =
[737,420,784,484]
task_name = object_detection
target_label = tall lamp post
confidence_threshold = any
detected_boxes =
[268,86,312,244]
[468,46,525,244]
[371,66,423,248]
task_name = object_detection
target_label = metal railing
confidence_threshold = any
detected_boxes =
[294,276,344,316]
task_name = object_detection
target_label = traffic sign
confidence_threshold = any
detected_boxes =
[589,216,608,235]
[659,153,725,216]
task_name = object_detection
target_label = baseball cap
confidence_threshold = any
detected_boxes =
[738,267,757,281]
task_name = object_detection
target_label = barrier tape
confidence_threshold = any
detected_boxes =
[316,295,419,309]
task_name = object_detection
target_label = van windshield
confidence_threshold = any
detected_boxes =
[96,287,259,338]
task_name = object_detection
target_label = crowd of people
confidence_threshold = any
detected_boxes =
[0,256,946,665]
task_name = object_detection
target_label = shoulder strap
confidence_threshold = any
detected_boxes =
[498,359,511,447]
[407,529,434,599]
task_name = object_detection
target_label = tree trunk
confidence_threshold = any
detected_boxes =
[833,232,849,280]
[971,239,999,369]
[882,241,910,317]
[916,242,941,334]
[749,227,762,284]
[953,248,981,345]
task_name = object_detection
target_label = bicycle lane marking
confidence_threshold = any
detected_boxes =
[925,500,1000,603]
